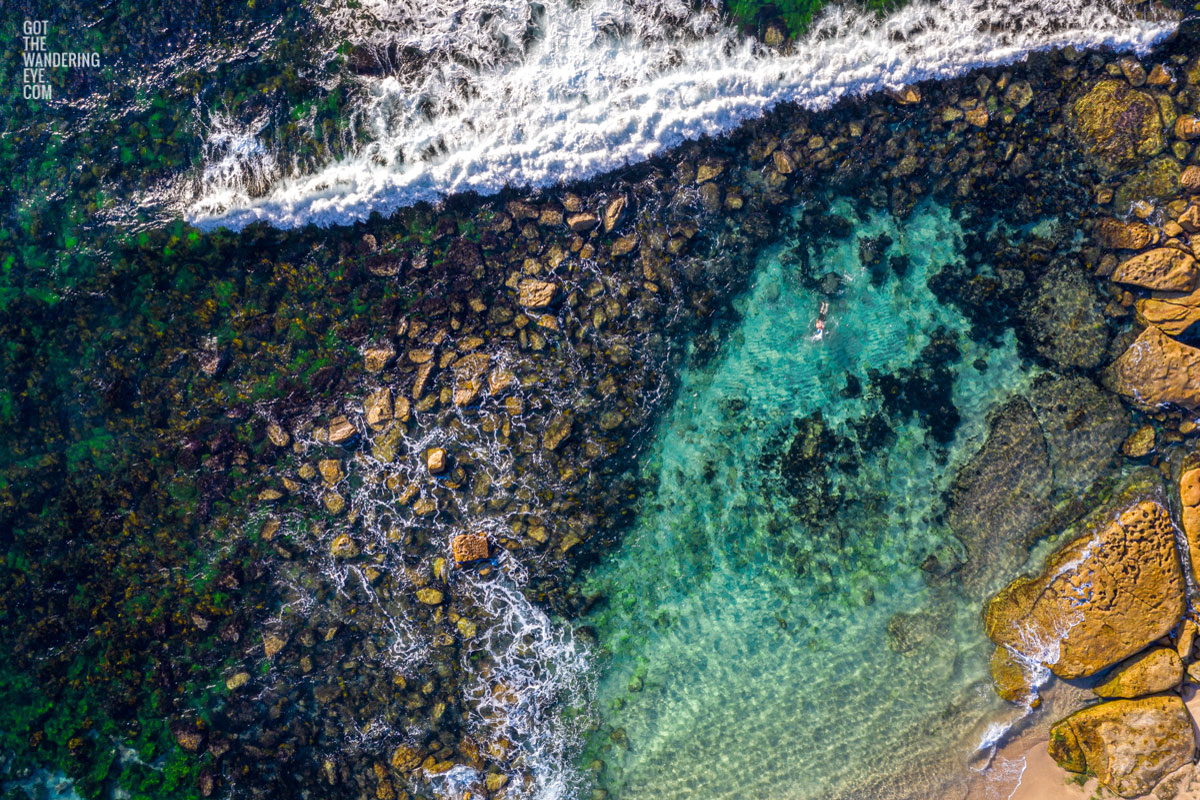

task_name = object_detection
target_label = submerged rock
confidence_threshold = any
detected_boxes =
[362,342,396,372]
[1048,695,1194,797]
[266,422,290,447]
[364,388,394,428]
[330,534,359,559]
[1022,263,1108,368]
[1120,424,1156,458]
[416,588,443,605]
[1028,373,1128,493]
[1114,156,1184,209]
[886,610,947,656]
[1093,647,1183,699]
[989,646,1039,707]
[984,500,1185,680]
[1095,217,1160,250]
[1070,80,1164,173]
[947,398,1052,593]
[1107,325,1200,410]
[318,458,344,486]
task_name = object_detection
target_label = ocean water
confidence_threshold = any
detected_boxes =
[579,197,1044,800]
[185,0,1175,229]
[1,0,1167,796]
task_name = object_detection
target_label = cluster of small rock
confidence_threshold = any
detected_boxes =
[165,29,1200,800]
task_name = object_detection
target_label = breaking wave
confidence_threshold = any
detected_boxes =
[186,0,1176,230]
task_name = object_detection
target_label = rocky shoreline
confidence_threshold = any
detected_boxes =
[972,39,1200,798]
[4,10,1200,800]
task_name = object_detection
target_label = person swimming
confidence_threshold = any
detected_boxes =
[813,300,829,340]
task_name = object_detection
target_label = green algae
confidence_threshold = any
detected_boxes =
[0,210,426,797]
[725,0,902,38]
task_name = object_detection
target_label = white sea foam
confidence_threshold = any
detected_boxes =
[458,568,594,800]
[198,112,279,203]
[981,755,1029,800]
[185,0,1176,230]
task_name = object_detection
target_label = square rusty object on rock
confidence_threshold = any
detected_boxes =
[452,534,489,564]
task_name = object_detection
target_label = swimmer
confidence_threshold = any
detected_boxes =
[813,300,829,340]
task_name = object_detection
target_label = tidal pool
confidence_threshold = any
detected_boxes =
[579,197,1044,800]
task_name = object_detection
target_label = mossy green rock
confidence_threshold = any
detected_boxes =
[1115,156,1182,209]
[1048,718,1087,773]
[1093,647,1183,699]
[372,424,405,463]
[416,588,444,605]
[1071,80,1165,174]
[1048,695,1194,797]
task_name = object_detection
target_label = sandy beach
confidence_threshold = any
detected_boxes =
[968,684,1200,800]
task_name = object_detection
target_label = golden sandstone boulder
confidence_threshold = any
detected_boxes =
[984,500,1185,680]
[518,279,557,308]
[1071,80,1165,174]
[1093,647,1183,699]
[1048,696,1195,798]
[1111,248,1199,292]
[989,646,1039,707]
[451,533,489,564]
[1135,286,1200,335]
[1178,451,1200,586]
[1107,325,1200,410]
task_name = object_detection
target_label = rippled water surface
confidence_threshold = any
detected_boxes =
[0,0,1175,797]
[579,198,1045,800]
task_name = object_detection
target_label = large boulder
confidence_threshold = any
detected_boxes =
[984,500,1185,680]
[1028,373,1128,493]
[1106,325,1200,410]
[1177,448,1200,587]
[948,376,1128,594]
[1071,80,1165,174]
[1093,647,1184,699]
[1114,156,1184,210]
[1111,247,1200,293]
[1048,695,1195,797]
[946,398,1053,593]
[1136,285,1200,335]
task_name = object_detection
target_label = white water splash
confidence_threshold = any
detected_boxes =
[981,755,1029,800]
[458,569,594,800]
[198,112,280,203]
[970,535,1100,769]
[185,0,1176,230]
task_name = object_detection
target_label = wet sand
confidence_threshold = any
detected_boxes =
[971,683,1200,800]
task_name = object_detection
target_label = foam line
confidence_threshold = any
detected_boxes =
[186,0,1176,229]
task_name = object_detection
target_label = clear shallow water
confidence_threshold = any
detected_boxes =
[185,0,1175,229]
[579,198,1044,800]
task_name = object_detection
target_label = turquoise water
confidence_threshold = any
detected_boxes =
[581,198,1041,800]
